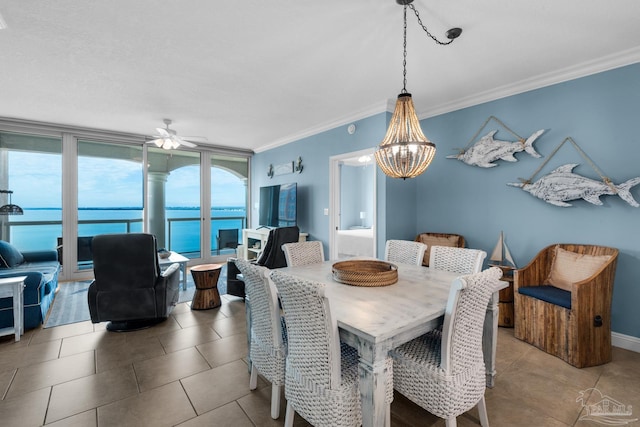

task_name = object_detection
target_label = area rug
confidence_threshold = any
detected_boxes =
[44,264,228,328]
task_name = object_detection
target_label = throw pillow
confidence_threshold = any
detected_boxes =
[415,234,461,266]
[547,246,612,292]
[0,240,25,268]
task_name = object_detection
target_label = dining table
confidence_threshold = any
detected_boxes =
[277,259,506,427]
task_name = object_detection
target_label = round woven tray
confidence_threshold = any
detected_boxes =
[332,260,398,287]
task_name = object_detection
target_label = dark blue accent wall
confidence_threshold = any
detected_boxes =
[253,63,640,338]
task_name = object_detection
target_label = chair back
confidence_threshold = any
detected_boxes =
[384,239,427,266]
[270,270,342,388]
[415,232,465,266]
[282,241,325,267]
[92,233,160,291]
[429,246,487,275]
[235,259,285,373]
[257,226,300,269]
[440,267,503,374]
[217,228,239,254]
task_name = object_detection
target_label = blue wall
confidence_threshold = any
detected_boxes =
[253,63,640,338]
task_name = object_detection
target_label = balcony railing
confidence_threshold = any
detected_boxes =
[3,215,246,258]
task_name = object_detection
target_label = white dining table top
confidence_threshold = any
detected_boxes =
[277,260,459,345]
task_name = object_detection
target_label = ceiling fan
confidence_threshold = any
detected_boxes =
[147,119,205,149]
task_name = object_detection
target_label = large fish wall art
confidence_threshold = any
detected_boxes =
[508,163,640,207]
[447,129,545,168]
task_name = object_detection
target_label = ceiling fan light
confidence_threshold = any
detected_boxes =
[153,139,163,148]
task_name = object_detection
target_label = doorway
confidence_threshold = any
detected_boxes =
[329,148,376,260]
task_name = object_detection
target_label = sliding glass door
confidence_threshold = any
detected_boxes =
[210,154,248,257]
[75,140,144,270]
[0,131,62,251]
[148,147,202,259]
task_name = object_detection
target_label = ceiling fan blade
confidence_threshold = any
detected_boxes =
[178,139,197,148]
[156,128,170,137]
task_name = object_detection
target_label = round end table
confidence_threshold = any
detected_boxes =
[190,263,223,310]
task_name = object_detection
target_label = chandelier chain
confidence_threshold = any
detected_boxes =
[408,4,455,46]
[402,5,408,93]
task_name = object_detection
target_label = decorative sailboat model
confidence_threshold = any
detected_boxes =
[489,231,516,270]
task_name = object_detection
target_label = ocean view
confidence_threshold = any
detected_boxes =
[8,207,246,254]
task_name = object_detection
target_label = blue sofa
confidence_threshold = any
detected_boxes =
[0,241,60,330]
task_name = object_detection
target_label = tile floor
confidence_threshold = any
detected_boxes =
[0,293,639,427]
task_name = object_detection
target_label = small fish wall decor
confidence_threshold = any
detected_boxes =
[508,163,640,207]
[447,129,545,168]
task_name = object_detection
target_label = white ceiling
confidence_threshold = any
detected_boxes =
[0,1,639,153]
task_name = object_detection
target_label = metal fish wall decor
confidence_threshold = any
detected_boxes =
[447,129,545,168]
[508,164,640,207]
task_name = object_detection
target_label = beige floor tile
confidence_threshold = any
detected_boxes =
[0,368,16,400]
[156,324,221,354]
[95,335,165,373]
[176,401,255,427]
[485,386,572,427]
[7,350,95,399]
[218,299,247,318]
[487,367,589,426]
[196,333,248,367]
[45,409,97,427]
[173,308,228,329]
[46,364,138,423]
[0,386,50,427]
[59,328,126,358]
[134,347,211,392]
[237,384,311,426]
[0,338,62,372]
[29,321,94,344]
[97,381,195,427]
[117,316,183,340]
[182,359,262,415]
[211,313,247,338]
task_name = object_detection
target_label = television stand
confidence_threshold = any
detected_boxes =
[241,228,307,261]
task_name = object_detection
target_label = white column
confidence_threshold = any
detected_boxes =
[148,172,168,248]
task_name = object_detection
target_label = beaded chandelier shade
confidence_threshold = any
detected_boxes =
[374,93,436,179]
[375,0,461,179]
[0,190,23,215]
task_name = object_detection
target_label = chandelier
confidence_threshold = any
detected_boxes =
[0,190,23,215]
[374,0,461,179]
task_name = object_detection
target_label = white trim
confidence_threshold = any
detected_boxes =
[612,332,640,354]
[256,49,640,153]
[254,102,388,153]
[420,46,640,119]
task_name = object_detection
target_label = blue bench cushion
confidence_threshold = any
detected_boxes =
[518,285,571,309]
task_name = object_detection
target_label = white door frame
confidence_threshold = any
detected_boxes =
[329,148,376,260]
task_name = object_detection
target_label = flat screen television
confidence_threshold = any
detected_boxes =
[258,183,297,228]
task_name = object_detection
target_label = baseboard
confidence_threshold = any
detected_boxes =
[612,332,640,353]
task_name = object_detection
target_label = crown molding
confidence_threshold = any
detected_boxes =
[419,46,640,120]
[254,101,389,153]
[256,48,640,153]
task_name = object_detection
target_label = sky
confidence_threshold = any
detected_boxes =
[8,151,246,208]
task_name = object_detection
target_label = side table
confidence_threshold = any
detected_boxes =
[496,265,515,327]
[0,276,27,342]
[190,263,223,310]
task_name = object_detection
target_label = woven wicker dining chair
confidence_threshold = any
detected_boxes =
[270,270,394,427]
[429,246,487,275]
[384,239,427,266]
[281,241,325,267]
[234,259,287,419]
[390,267,504,427]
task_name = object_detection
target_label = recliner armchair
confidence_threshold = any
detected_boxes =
[88,233,180,331]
